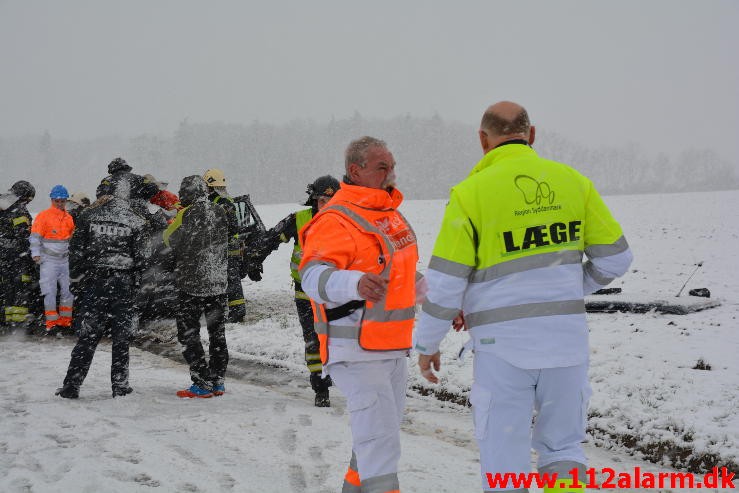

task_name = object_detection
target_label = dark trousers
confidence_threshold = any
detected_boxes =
[63,273,134,392]
[1,253,35,325]
[177,292,228,389]
[226,256,245,323]
[295,296,330,393]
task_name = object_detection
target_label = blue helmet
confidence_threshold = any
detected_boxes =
[49,184,69,199]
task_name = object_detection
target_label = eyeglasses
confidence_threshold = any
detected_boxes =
[52,199,67,203]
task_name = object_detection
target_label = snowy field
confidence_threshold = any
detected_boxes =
[1,189,738,492]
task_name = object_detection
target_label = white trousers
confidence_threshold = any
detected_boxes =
[39,255,73,312]
[329,358,407,483]
[470,352,590,491]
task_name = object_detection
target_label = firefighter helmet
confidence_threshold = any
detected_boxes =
[304,175,339,205]
[10,180,35,201]
[69,192,90,207]
[203,168,227,187]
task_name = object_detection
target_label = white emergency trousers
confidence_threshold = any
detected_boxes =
[328,357,407,490]
[471,352,590,492]
[39,253,73,315]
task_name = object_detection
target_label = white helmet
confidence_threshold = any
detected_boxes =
[68,192,90,207]
[203,168,227,187]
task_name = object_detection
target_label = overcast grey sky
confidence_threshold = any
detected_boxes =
[1,0,737,164]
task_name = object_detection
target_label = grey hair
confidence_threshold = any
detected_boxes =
[344,136,387,171]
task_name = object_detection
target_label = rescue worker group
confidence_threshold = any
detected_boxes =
[0,101,633,493]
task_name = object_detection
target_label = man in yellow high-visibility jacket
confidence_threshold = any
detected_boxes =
[415,101,633,493]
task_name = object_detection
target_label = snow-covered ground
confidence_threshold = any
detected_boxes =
[2,189,738,492]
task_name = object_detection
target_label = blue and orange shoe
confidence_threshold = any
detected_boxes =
[176,384,213,398]
[212,384,225,396]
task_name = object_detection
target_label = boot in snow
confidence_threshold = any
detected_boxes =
[112,386,133,398]
[55,385,79,399]
[212,384,225,396]
[177,384,213,398]
[314,390,330,407]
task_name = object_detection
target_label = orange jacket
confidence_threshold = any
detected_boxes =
[299,183,418,362]
[150,189,181,212]
[30,206,75,257]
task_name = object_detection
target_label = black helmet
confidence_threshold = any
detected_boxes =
[11,180,35,201]
[108,157,132,174]
[304,175,339,205]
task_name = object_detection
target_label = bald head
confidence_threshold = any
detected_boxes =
[479,101,535,153]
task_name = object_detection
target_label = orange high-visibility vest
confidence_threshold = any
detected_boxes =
[299,184,418,364]
[31,206,75,242]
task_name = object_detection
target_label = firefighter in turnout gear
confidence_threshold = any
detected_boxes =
[56,179,148,398]
[299,137,423,493]
[1,180,36,329]
[164,175,230,398]
[257,175,340,407]
[31,185,75,332]
[415,101,634,493]
[203,168,247,323]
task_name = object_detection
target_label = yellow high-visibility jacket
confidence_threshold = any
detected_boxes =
[415,143,633,369]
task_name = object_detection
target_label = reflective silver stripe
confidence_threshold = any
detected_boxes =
[42,238,70,243]
[538,460,586,476]
[327,205,383,237]
[324,204,397,264]
[422,300,459,321]
[364,306,416,322]
[585,235,629,258]
[328,325,359,339]
[318,267,337,302]
[470,250,583,283]
[361,472,399,493]
[428,255,474,279]
[313,304,328,336]
[59,308,73,317]
[584,261,614,285]
[298,259,336,280]
[465,299,585,328]
[41,250,68,258]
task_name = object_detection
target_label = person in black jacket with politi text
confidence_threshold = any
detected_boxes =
[56,180,147,399]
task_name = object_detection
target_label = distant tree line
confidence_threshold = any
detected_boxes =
[1,114,737,205]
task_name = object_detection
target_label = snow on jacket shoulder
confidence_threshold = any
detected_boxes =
[163,199,229,297]
[69,197,148,280]
[0,201,32,253]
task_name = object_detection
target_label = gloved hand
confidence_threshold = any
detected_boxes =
[247,267,262,282]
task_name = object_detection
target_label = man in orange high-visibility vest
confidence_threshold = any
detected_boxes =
[31,185,75,332]
[299,136,425,493]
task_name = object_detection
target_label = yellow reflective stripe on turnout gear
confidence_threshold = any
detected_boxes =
[12,216,29,227]
[290,208,313,282]
[162,205,190,247]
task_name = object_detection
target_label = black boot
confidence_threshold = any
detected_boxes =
[314,390,330,407]
[112,385,133,398]
[55,385,79,399]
